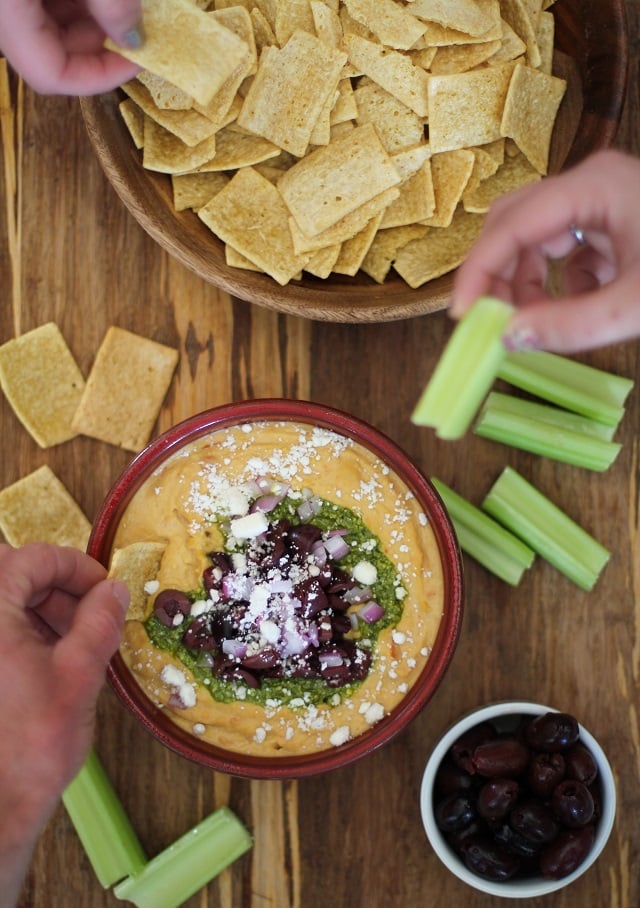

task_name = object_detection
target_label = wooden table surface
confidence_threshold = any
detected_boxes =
[1,5,639,906]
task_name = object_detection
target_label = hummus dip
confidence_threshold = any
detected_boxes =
[112,420,444,757]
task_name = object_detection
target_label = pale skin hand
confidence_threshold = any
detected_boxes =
[0,543,129,908]
[451,149,640,354]
[0,0,142,95]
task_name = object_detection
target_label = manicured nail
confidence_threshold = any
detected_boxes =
[122,25,144,50]
[502,327,540,352]
[111,579,131,613]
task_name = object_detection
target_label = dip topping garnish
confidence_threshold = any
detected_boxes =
[147,478,405,704]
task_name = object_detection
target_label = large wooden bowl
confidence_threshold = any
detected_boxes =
[80,0,628,323]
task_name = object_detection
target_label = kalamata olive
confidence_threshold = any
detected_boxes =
[494,822,540,859]
[242,648,280,670]
[181,615,218,651]
[434,759,474,797]
[450,722,497,773]
[472,738,530,778]
[476,778,520,821]
[463,837,521,881]
[564,743,598,786]
[551,780,595,828]
[509,800,559,845]
[527,751,566,798]
[525,712,580,752]
[434,792,476,832]
[154,589,192,627]
[446,821,486,856]
[539,825,596,879]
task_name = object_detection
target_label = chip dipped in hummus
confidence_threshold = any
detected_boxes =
[110,418,446,758]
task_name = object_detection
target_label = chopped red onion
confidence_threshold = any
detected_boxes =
[358,601,385,624]
[250,494,282,513]
[222,639,248,660]
[297,495,322,522]
[311,540,328,567]
[319,651,344,668]
[323,534,350,560]
[343,585,373,604]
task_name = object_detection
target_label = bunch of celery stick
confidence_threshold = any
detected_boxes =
[62,749,252,907]
[412,297,634,590]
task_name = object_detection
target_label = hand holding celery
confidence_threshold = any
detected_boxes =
[63,749,252,906]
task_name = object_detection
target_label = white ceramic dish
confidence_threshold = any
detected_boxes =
[419,700,616,898]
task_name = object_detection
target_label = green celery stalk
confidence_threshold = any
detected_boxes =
[412,296,514,439]
[114,807,252,908]
[62,749,147,888]
[432,477,535,585]
[477,391,618,441]
[474,393,622,471]
[498,350,634,426]
[482,467,610,590]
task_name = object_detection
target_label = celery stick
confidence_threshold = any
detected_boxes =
[498,350,633,426]
[412,296,514,439]
[477,391,618,441]
[482,467,610,590]
[62,749,147,888]
[114,807,252,908]
[432,477,535,585]
[474,394,622,471]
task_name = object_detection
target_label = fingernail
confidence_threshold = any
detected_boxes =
[502,327,540,352]
[111,580,131,613]
[122,25,144,50]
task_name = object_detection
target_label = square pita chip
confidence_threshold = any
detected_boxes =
[198,167,312,284]
[237,32,346,157]
[105,0,248,105]
[0,322,85,448]
[0,465,91,549]
[428,61,516,153]
[71,327,179,452]
[393,207,485,287]
[500,61,567,174]
[109,541,167,621]
[277,123,400,236]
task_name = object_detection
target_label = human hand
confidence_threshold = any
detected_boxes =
[0,543,129,906]
[0,0,142,95]
[451,149,640,354]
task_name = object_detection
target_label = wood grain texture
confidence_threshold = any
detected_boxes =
[0,3,639,906]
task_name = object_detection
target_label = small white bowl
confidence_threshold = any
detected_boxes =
[420,701,616,898]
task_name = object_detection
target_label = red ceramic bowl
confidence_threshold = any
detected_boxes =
[89,400,464,778]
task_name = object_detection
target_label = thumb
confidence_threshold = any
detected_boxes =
[87,0,143,48]
[54,579,130,704]
[503,272,640,354]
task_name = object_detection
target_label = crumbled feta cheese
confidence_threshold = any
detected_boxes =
[364,703,385,725]
[230,511,269,539]
[352,560,377,585]
[329,726,351,747]
[143,580,159,595]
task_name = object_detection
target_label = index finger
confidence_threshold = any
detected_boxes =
[0,543,107,612]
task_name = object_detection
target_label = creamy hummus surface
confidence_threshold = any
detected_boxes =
[113,420,445,756]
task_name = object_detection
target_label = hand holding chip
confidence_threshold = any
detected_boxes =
[0,0,142,95]
[0,543,129,904]
[451,149,640,354]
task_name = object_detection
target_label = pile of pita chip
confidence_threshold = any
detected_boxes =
[114,0,567,289]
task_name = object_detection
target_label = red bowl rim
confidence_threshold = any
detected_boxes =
[89,399,464,778]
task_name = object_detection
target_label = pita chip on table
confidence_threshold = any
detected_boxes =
[71,327,179,453]
[0,465,91,549]
[0,322,85,448]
